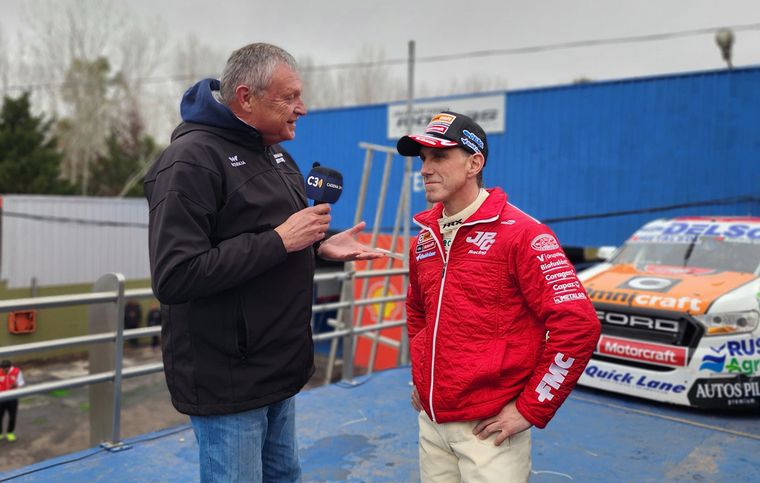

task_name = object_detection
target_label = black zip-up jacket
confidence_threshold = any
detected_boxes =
[144,79,314,416]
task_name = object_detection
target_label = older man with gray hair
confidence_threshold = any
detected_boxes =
[145,43,382,482]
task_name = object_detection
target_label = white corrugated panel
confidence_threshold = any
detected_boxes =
[1,195,150,288]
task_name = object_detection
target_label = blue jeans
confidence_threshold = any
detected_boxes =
[190,397,301,483]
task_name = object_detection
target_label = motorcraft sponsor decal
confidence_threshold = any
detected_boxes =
[687,374,760,409]
[597,335,688,367]
[584,365,686,394]
[629,220,760,244]
[700,337,760,376]
[583,264,756,314]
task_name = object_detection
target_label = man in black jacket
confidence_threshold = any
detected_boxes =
[144,43,382,483]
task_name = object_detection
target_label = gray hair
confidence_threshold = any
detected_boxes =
[219,43,298,105]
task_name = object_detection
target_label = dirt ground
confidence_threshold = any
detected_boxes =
[0,345,348,473]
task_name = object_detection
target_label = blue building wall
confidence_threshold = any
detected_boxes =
[287,67,760,247]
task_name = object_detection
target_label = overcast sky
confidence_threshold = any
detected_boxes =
[1,0,759,94]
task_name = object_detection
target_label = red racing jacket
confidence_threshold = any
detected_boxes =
[406,188,600,428]
[0,366,21,392]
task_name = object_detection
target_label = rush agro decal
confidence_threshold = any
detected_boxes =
[583,264,756,314]
[700,337,760,376]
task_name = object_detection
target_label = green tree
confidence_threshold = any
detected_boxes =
[89,106,160,197]
[0,93,73,194]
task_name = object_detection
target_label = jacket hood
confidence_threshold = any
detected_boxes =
[179,78,256,135]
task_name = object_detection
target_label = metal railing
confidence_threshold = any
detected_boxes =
[0,265,409,448]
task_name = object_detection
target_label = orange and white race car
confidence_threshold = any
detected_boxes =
[577,217,760,410]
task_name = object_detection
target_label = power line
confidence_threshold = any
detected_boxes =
[3,21,760,92]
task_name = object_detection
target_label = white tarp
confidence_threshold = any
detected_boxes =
[0,195,150,288]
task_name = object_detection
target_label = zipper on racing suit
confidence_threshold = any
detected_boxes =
[422,214,500,423]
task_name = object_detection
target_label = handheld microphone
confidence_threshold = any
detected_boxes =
[305,163,343,205]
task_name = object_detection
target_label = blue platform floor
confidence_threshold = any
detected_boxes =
[1,367,758,482]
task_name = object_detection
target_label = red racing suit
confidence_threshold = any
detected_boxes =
[406,188,600,428]
[0,366,21,391]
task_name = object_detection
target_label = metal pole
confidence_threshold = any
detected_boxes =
[88,273,123,446]
[400,40,416,366]
[110,274,127,445]
[341,263,356,382]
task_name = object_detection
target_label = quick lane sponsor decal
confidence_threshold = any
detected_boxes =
[597,335,687,367]
[687,375,760,409]
[584,365,686,393]
[700,337,760,375]
[587,288,702,312]
[530,234,560,251]
[535,352,575,402]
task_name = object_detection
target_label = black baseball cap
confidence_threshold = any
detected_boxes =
[396,111,488,161]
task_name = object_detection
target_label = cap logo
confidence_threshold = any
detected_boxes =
[460,137,481,154]
[411,134,459,147]
[462,130,484,149]
[426,113,456,134]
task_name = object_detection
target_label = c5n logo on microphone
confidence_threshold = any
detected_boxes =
[307,176,324,188]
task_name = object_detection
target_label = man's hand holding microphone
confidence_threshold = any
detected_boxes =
[275,164,386,261]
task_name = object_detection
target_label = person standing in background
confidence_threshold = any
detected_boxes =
[0,359,26,443]
[146,303,161,350]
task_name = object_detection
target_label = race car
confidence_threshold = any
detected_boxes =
[576,217,760,410]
